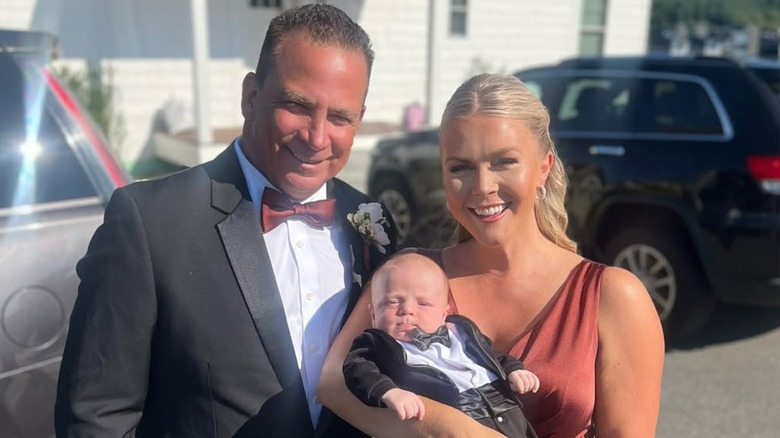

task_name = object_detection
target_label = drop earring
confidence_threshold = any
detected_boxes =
[536,185,547,201]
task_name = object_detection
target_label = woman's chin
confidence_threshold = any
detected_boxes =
[464,226,511,247]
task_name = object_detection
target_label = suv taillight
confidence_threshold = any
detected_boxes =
[747,155,780,195]
[43,70,130,188]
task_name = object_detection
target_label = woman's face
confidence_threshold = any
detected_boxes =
[440,115,552,247]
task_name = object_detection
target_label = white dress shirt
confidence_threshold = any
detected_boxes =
[234,140,351,427]
[400,324,497,392]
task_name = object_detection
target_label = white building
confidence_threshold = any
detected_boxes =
[1,0,651,172]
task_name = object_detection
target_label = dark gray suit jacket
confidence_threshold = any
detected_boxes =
[55,145,396,437]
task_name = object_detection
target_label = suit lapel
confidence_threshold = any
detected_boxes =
[209,146,299,388]
[329,180,369,324]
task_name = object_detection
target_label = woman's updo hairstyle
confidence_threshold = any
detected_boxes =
[440,73,576,252]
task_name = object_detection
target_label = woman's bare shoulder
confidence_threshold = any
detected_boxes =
[600,266,649,307]
[598,266,662,334]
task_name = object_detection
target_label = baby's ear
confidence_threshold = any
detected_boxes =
[368,303,376,326]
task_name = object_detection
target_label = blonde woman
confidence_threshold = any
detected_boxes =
[319,74,664,437]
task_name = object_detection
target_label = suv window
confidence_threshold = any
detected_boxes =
[0,55,96,209]
[536,74,724,137]
[555,77,635,132]
[637,79,723,135]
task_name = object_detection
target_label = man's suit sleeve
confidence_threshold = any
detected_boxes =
[342,332,399,407]
[55,186,156,436]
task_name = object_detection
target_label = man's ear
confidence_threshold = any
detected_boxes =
[241,72,259,119]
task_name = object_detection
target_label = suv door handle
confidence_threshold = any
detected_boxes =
[589,145,625,156]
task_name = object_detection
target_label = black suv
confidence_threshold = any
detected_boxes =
[0,30,129,437]
[367,56,780,339]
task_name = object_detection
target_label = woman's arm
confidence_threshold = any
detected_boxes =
[318,286,503,438]
[594,267,665,438]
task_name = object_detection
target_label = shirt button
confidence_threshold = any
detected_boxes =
[296,240,305,249]
[496,416,504,423]
[306,293,314,301]
[309,345,318,353]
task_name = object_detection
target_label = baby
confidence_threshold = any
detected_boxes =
[343,252,539,438]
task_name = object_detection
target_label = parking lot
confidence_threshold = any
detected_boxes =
[341,147,780,438]
[660,304,780,438]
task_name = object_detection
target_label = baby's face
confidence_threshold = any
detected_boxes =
[370,264,449,342]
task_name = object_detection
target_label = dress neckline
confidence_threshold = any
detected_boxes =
[446,257,589,349]
[512,258,588,341]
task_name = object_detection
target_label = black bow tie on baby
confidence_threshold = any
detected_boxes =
[411,326,451,351]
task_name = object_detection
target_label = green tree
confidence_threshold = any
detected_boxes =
[54,65,126,158]
[652,0,780,30]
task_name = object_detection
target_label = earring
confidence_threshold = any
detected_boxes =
[536,185,547,201]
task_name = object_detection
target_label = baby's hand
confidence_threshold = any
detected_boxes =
[381,388,426,420]
[507,369,540,394]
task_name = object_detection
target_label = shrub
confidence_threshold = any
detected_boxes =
[53,65,126,158]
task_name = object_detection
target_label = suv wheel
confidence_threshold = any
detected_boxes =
[372,176,415,245]
[603,226,715,340]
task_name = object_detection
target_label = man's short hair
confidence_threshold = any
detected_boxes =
[255,3,374,87]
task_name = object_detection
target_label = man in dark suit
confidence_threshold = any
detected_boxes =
[54,4,396,437]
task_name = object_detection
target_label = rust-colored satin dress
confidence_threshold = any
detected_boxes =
[447,257,605,438]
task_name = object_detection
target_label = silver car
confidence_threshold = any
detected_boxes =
[0,30,129,437]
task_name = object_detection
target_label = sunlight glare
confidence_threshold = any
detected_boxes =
[19,141,42,160]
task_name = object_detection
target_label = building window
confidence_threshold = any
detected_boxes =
[250,0,282,8]
[450,0,468,36]
[579,0,608,55]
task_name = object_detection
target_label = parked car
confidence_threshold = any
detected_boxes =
[367,55,780,339]
[368,128,448,247]
[0,30,129,437]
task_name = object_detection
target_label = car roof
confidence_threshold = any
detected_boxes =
[518,55,780,75]
[0,28,59,60]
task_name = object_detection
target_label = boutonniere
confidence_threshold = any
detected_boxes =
[347,203,391,267]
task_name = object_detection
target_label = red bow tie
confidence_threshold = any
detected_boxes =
[261,188,336,232]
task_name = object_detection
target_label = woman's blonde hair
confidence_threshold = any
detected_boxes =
[440,73,576,252]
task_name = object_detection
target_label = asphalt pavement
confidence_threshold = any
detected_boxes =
[659,304,780,438]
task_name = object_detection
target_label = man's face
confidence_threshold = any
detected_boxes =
[241,33,368,201]
[370,260,450,342]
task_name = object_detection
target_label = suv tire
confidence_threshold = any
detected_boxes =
[372,176,416,245]
[603,226,715,340]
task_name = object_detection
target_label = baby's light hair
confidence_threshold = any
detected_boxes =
[370,252,449,303]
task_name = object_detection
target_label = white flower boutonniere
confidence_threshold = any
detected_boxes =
[347,202,391,254]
